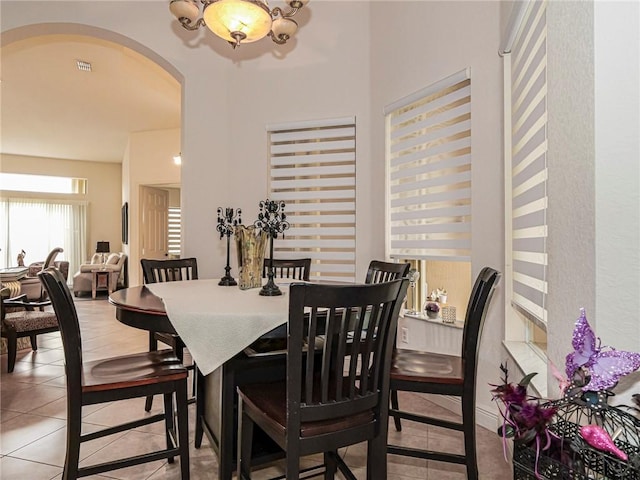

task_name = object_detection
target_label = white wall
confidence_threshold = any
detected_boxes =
[223,2,372,277]
[594,0,640,402]
[545,0,597,393]
[370,1,504,423]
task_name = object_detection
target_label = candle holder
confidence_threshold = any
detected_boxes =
[216,207,242,286]
[254,199,289,296]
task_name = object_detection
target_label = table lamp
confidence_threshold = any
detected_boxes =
[96,241,110,264]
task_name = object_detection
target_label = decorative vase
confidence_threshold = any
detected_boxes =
[426,310,439,319]
[234,225,267,290]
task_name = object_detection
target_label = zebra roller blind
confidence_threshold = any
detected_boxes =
[509,0,548,326]
[385,68,472,261]
[267,117,356,282]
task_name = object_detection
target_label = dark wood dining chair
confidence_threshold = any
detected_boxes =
[387,266,501,480]
[140,257,198,412]
[263,258,311,281]
[1,289,59,373]
[39,267,190,480]
[237,278,409,480]
[365,260,410,284]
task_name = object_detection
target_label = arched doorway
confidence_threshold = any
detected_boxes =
[1,24,182,286]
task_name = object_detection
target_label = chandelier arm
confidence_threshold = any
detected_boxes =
[271,6,300,19]
[269,31,289,45]
[179,17,206,31]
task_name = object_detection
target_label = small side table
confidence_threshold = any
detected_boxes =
[91,269,112,299]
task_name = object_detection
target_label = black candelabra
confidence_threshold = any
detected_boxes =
[216,207,242,286]
[254,199,289,296]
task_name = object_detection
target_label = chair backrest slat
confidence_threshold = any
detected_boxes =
[365,260,410,284]
[288,279,408,425]
[263,258,311,281]
[141,258,199,284]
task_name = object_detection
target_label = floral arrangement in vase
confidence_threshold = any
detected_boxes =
[424,301,440,319]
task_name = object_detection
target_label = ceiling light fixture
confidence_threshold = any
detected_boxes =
[169,0,309,49]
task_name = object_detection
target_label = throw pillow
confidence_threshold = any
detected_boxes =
[106,253,120,265]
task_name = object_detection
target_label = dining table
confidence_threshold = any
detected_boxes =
[109,279,295,480]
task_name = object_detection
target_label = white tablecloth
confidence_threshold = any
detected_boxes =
[146,279,290,375]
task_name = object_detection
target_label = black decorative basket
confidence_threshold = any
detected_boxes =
[513,399,640,480]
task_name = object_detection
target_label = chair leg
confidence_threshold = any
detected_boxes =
[6,331,17,373]
[285,443,300,480]
[324,451,338,479]
[367,432,388,479]
[145,332,159,412]
[462,393,479,480]
[30,334,38,351]
[390,389,402,431]
[164,392,175,464]
[238,399,254,480]
[63,398,82,480]
[176,379,190,480]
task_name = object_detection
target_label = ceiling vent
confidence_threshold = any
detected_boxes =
[76,60,92,72]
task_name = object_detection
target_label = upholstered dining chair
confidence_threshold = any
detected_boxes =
[262,258,311,281]
[237,279,409,480]
[39,267,190,480]
[387,266,501,480]
[140,257,198,412]
[1,288,59,373]
[19,247,64,305]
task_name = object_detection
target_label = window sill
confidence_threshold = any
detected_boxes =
[503,340,548,398]
[403,311,464,329]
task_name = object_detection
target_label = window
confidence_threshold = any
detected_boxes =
[0,198,87,279]
[384,69,472,318]
[267,117,356,282]
[168,207,182,257]
[0,173,87,194]
[502,0,548,354]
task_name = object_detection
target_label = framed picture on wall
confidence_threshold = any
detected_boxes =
[122,202,128,245]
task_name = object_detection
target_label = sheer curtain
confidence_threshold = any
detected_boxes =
[0,198,87,282]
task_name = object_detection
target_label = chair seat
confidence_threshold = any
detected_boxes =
[82,350,187,393]
[239,381,375,438]
[3,310,58,332]
[390,349,463,385]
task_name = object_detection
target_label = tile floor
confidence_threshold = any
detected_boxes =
[0,293,513,479]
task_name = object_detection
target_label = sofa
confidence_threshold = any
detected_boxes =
[72,252,128,297]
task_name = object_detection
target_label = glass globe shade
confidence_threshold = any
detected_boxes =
[272,17,298,41]
[203,0,273,44]
[169,0,200,22]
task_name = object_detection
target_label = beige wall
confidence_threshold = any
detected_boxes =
[0,153,122,262]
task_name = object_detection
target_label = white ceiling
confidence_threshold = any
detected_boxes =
[1,34,181,163]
